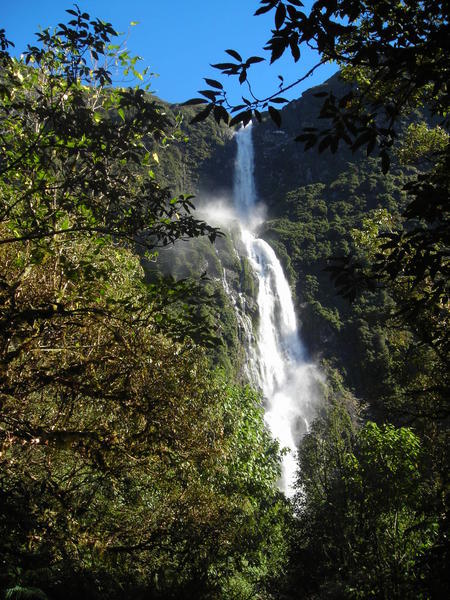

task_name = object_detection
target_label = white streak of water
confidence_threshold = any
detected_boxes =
[233,124,320,497]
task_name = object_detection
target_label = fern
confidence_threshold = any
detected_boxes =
[5,587,48,600]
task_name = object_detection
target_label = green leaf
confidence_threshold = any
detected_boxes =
[60,216,70,230]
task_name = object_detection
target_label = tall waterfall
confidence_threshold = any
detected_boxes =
[233,124,320,497]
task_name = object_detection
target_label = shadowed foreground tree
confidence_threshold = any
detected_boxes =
[291,404,441,599]
[192,0,449,161]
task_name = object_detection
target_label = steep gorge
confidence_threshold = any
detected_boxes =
[154,73,419,413]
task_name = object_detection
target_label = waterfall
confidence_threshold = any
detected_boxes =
[233,124,320,497]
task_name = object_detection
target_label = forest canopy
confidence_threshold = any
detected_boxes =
[1,2,449,599]
[0,9,289,600]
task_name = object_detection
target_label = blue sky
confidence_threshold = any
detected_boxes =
[3,1,337,104]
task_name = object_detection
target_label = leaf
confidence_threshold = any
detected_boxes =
[318,136,331,153]
[366,137,376,156]
[199,89,218,101]
[182,98,207,106]
[268,106,282,127]
[213,105,229,125]
[246,56,265,65]
[190,104,213,124]
[60,216,70,230]
[287,4,302,20]
[290,37,300,61]
[204,78,223,89]
[330,137,339,153]
[210,62,237,70]
[255,4,275,16]
[117,107,125,121]
[229,112,245,127]
[271,97,288,103]
[380,149,390,174]
[351,131,372,153]
[269,39,286,63]
[241,110,253,127]
[230,110,252,127]
[225,49,242,62]
[254,109,262,123]
[239,68,247,84]
[275,2,286,29]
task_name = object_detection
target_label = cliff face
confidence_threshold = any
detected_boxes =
[252,73,355,211]
[160,71,420,216]
[154,102,236,198]
[161,74,354,204]
[156,73,358,207]
[153,74,423,407]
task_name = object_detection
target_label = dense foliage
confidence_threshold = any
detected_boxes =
[258,95,449,600]
[292,406,440,598]
[1,1,449,598]
[0,10,289,600]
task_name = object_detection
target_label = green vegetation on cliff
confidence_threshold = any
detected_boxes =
[1,1,448,599]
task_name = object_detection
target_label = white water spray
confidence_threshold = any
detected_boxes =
[233,124,320,497]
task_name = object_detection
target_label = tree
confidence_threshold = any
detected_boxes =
[0,9,290,599]
[0,8,219,253]
[293,404,439,599]
[0,6,222,459]
[191,0,449,164]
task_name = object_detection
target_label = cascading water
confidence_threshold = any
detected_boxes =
[233,124,320,497]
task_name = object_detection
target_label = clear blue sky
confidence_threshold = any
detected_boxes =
[3,1,337,104]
